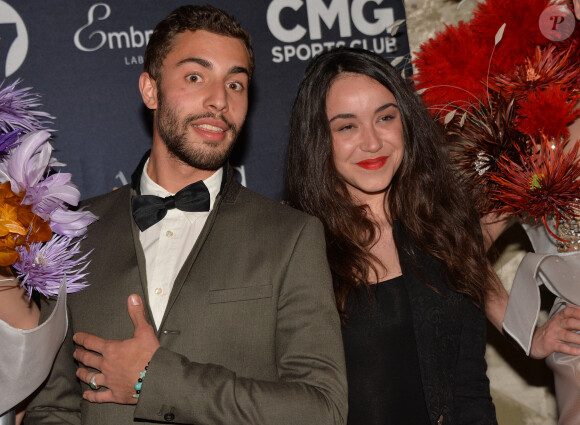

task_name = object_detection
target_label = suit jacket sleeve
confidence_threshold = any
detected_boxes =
[134,216,348,425]
[453,299,497,425]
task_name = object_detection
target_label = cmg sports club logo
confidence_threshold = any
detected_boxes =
[267,0,403,63]
[0,0,28,79]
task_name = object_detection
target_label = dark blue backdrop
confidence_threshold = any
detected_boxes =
[1,0,410,200]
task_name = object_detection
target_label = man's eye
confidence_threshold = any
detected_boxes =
[186,74,201,83]
[228,82,244,91]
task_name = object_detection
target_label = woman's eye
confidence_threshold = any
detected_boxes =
[338,124,354,132]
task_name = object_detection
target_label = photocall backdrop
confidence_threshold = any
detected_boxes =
[1,0,410,200]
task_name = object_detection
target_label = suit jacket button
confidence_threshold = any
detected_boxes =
[164,412,175,421]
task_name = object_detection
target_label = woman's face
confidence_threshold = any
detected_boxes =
[326,73,404,204]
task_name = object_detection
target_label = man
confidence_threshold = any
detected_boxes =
[25,5,347,425]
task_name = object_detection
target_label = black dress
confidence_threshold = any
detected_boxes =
[342,275,430,425]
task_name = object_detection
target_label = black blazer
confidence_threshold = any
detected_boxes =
[394,222,497,425]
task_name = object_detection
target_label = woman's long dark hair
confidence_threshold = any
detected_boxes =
[286,47,499,321]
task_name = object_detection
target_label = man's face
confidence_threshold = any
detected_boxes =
[148,30,250,170]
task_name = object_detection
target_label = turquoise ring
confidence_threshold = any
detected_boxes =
[89,373,99,390]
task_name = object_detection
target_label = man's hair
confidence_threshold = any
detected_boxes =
[144,5,254,81]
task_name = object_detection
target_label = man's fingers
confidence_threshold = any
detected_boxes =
[74,332,106,354]
[82,388,138,405]
[127,294,152,334]
[74,348,103,371]
[76,367,101,385]
[76,368,106,391]
[83,389,114,403]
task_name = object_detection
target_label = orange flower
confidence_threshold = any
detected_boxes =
[0,204,27,237]
[0,182,52,266]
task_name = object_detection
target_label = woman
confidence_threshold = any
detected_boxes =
[286,47,498,425]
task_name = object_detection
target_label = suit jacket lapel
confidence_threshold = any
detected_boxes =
[156,168,241,331]
[126,185,158,329]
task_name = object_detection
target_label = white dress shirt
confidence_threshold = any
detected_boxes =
[138,160,222,328]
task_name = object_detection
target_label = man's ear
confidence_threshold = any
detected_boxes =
[139,72,158,110]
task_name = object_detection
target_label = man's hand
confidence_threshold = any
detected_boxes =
[74,294,160,404]
[530,305,580,359]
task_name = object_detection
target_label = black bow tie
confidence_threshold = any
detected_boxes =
[132,180,211,231]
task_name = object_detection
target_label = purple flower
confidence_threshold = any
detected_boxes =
[0,130,79,218]
[0,79,53,137]
[0,129,23,156]
[0,80,97,299]
[49,207,98,238]
[0,130,51,189]
[13,235,91,298]
[24,172,81,219]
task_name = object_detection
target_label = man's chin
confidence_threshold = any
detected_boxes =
[170,148,231,171]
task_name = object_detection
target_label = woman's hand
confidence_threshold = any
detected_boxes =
[530,305,580,359]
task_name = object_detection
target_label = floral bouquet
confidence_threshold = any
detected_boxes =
[412,0,580,250]
[0,79,97,298]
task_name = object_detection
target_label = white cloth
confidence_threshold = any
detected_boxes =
[138,162,222,328]
[0,279,67,414]
[504,220,580,425]
[521,221,559,254]
[503,251,580,354]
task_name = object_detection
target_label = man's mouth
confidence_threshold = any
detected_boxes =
[190,118,231,141]
[193,123,225,132]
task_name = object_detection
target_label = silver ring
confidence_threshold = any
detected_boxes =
[89,373,99,390]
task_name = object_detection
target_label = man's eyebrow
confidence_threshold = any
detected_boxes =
[177,57,212,68]
[176,57,250,77]
[229,65,250,77]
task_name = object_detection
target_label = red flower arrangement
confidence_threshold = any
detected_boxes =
[490,136,580,240]
[516,85,580,138]
[413,0,580,242]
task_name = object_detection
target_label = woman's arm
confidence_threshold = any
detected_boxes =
[0,274,39,330]
[0,270,40,425]
[486,282,580,358]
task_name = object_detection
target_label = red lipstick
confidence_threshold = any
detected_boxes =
[356,156,388,170]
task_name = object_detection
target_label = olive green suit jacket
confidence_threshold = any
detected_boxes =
[25,167,347,425]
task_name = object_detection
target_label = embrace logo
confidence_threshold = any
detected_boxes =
[0,0,28,79]
[73,3,153,66]
[73,3,153,52]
